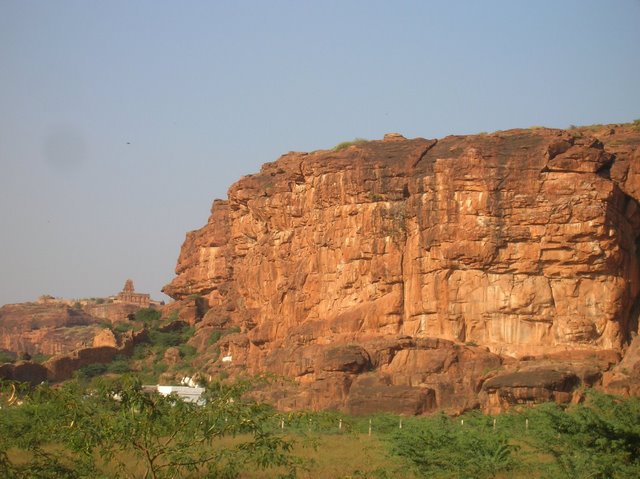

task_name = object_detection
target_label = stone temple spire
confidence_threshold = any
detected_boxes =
[115,279,150,306]
[123,279,135,293]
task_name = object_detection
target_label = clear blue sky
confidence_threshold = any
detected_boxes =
[1,0,639,305]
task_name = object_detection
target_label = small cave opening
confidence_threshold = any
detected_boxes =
[596,154,615,180]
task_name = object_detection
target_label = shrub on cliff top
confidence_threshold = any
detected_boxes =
[333,138,368,151]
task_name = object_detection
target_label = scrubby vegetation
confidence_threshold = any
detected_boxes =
[123,314,196,384]
[0,378,298,479]
[332,138,368,151]
[134,307,162,324]
[1,382,638,478]
[0,350,16,364]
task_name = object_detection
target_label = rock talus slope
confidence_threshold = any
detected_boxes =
[165,125,640,414]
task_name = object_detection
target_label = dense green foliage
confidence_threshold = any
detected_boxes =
[384,391,640,478]
[0,378,298,479]
[134,308,162,324]
[389,413,517,478]
[2,379,639,478]
[520,392,640,478]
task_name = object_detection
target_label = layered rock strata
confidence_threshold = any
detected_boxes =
[164,125,640,413]
[0,303,104,356]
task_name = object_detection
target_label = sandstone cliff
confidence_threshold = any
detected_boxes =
[164,124,640,414]
[0,302,103,356]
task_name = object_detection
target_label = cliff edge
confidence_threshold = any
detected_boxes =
[164,124,640,414]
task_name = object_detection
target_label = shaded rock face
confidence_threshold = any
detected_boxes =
[0,303,104,356]
[603,335,640,396]
[42,329,145,382]
[165,125,640,414]
[0,361,48,385]
[0,302,148,384]
[84,303,143,324]
[479,348,622,414]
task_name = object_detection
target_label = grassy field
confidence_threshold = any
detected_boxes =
[237,432,416,479]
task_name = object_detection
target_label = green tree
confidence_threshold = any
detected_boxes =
[0,377,298,478]
[389,413,519,478]
[525,391,640,478]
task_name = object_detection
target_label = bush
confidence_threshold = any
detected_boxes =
[524,391,640,478]
[333,138,368,151]
[134,308,161,323]
[0,378,299,479]
[178,344,197,359]
[113,322,134,333]
[30,353,51,364]
[0,351,15,364]
[132,344,150,361]
[149,330,183,348]
[77,363,108,380]
[107,357,131,374]
[208,331,222,345]
[389,413,519,478]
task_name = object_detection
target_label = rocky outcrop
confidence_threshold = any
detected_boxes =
[479,349,620,414]
[0,326,148,384]
[0,303,104,356]
[84,303,142,324]
[602,335,640,396]
[0,361,48,385]
[42,328,145,382]
[164,124,640,414]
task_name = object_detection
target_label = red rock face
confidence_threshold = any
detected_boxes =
[0,303,104,356]
[164,125,640,413]
[84,303,142,324]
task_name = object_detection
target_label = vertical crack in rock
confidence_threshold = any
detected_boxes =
[410,139,438,168]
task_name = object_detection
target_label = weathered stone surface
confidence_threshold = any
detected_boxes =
[479,350,620,414]
[42,329,143,382]
[603,335,640,396]
[84,302,142,323]
[162,296,209,326]
[92,328,119,348]
[0,361,48,385]
[481,367,580,415]
[43,346,120,381]
[0,302,104,356]
[163,347,182,365]
[346,374,436,415]
[164,124,640,413]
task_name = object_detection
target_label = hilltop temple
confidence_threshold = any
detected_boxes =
[115,279,150,306]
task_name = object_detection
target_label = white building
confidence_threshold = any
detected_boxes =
[143,385,206,405]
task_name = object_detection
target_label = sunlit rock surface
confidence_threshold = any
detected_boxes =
[164,124,640,413]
